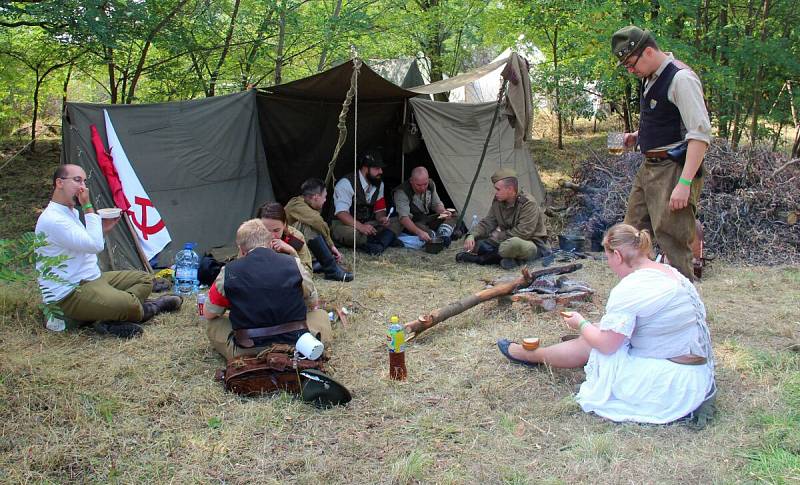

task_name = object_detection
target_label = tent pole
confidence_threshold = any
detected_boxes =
[455,78,508,230]
[401,99,407,180]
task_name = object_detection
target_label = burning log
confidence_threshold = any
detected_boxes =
[404,263,583,341]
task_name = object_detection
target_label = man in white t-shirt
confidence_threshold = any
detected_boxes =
[329,149,401,255]
[35,164,182,338]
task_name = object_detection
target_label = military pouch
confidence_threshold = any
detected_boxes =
[215,344,324,396]
[667,141,703,177]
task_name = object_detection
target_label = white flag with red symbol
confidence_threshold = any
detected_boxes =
[103,109,171,260]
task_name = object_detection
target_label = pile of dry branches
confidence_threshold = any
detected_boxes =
[565,141,800,265]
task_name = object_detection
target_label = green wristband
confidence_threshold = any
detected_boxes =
[678,177,692,187]
[578,319,590,332]
[82,203,93,210]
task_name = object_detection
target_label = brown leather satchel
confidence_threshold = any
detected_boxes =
[215,344,324,396]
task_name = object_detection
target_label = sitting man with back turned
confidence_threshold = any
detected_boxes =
[203,219,332,362]
[392,166,456,247]
[456,168,550,269]
[285,178,353,282]
[35,164,182,339]
[330,149,401,255]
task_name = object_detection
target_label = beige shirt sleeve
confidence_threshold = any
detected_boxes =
[393,187,412,218]
[668,69,712,146]
[295,257,318,309]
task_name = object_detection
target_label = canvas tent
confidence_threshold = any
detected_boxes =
[62,56,545,271]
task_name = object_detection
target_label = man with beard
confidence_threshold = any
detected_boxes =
[330,149,401,255]
[35,164,182,338]
[456,168,550,269]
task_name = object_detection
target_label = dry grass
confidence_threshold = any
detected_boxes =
[1,249,798,483]
[1,136,798,483]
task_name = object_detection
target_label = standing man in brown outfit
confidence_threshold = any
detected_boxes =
[613,26,711,280]
[456,168,550,269]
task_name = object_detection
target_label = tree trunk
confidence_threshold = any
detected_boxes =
[274,4,286,85]
[126,0,190,103]
[317,0,343,72]
[623,80,633,133]
[551,26,562,149]
[106,47,117,104]
[31,73,42,152]
[208,0,242,97]
[61,62,73,115]
[748,0,772,146]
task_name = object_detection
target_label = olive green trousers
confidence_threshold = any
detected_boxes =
[330,218,402,247]
[206,309,331,362]
[57,270,153,322]
[624,159,703,280]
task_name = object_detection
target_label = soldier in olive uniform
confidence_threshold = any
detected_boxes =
[285,178,353,282]
[456,168,550,269]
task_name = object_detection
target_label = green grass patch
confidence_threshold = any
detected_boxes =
[744,372,800,482]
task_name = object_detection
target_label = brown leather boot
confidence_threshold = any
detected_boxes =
[141,295,183,322]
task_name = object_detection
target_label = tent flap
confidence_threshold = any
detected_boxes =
[62,90,272,269]
[409,98,545,220]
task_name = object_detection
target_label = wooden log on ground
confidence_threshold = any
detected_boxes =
[404,268,535,341]
[511,290,594,311]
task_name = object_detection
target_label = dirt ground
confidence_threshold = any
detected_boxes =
[1,138,798,483]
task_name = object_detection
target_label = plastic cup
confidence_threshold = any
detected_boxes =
[607,132,624,155]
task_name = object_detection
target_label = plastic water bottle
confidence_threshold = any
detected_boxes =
[174,242,200,296]
[470,214,479,230]
[387,315,407,380]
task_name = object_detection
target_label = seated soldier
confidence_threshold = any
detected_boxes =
[35,164,182,339]
[330,148,402,255]
[203,219,332,362]
[392,167,456,246]
[285,178,353,282]
[456,168,550,269]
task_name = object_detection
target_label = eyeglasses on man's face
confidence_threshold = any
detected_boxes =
[623,54,641,70]
[59,176,87,185]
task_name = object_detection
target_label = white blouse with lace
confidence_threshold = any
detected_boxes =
[576,267,716,424]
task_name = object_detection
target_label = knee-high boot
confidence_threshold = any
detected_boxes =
[307,237,353,282]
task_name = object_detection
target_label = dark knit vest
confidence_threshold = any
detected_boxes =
[224,247,306,343]
[399,179,436,221]
[341,172,381,223]
[638,62,685,152]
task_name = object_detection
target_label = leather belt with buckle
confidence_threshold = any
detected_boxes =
[644,150,669,160]
[234,320,308,348]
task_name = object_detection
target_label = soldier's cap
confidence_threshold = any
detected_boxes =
[359,148,386,169]
[611,25,653,66]
[491,168,518,184]
[299,369,352,408]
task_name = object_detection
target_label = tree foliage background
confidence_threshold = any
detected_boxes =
[1,0,799,154]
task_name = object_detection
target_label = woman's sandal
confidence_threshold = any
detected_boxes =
[497,339,542,368]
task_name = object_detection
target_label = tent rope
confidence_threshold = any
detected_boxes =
[0,139,34,174]
[323,57,363,188]
[455,78,509,230]
[350,57,359,304]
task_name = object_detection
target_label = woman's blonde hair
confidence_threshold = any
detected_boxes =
[602,223,653,263]
[236,219,271,253]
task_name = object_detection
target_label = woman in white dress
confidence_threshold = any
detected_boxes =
[497,223,715,424]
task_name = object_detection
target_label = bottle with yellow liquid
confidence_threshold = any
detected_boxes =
[387,315,407,380]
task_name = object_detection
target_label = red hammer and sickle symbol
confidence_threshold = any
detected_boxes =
[130,196,165,240]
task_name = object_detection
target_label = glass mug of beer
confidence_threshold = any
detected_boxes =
[607,132,625,155]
